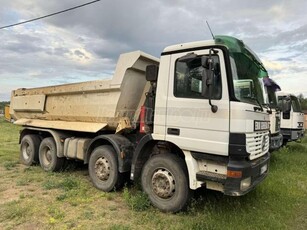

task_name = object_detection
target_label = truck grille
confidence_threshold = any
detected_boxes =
[246,131,269,160]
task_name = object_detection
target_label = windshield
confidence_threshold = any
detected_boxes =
[262,76,280,108]
[230,53,265,105]
[215,35,266,106]
[291,96,302,112]
[267,88,278,107]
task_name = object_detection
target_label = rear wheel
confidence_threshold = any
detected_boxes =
[89,146,124,192]
[39,137,64,172]
[141,153,191,213]
[20,134,41,166]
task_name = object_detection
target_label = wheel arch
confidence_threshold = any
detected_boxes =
[19,128,43,143]
[130,134,186,181]
[85,134,133,173]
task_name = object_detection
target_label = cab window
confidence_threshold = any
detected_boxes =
[174,55,222,99]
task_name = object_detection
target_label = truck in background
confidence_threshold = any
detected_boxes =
[277,92,305,144]
[4,105,12,122]
[10,36,270,212]
[261,76,283,151]
[233,75,283,152]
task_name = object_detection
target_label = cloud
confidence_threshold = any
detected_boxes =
[262,60,284,71]
[1,0,307,100]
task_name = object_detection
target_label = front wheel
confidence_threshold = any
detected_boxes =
[88,146,124,192]
[141,153,191,213]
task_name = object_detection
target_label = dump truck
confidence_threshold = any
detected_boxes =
[277,92,305,144]
[234,75,283,152]
[267,107,282,151]
[4,105,12,122]
[10,36,270,212]
[261,76,283,151]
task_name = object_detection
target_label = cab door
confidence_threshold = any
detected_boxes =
[165,48,230,156]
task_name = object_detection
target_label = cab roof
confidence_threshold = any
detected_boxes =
[162,40,216,53]
[162,35,245,54]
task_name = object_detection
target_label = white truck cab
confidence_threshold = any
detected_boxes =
[277,92,305,143]
[144,36,270,198]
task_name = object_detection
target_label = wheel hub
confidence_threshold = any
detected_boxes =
[22,143,31,160]
[46,150,52,163]
[95,157,110,181]
[42,148,53,166]
[152,168,175,199]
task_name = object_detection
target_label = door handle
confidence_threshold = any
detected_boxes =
[167,128,180,136]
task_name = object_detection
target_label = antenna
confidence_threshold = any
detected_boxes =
[206,21,215,39]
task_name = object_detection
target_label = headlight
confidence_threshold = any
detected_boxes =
[240,177,251,191]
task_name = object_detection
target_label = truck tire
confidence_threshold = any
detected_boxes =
[141,153,191,213]
[39,137,64,172]
[88,146,124,192]
[20,134,41,166]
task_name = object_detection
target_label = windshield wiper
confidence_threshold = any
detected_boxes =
[262,103,271,109]
[262,103,273,114]
[243,96,263,111]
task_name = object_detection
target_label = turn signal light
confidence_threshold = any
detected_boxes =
[227,170,242,178]
[140,106,146,133]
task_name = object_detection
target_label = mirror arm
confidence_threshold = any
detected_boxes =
[208,91,218,113]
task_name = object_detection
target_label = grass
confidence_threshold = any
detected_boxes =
[0,116,307,229]
[123,187,151,211]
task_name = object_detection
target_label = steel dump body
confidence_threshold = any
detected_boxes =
[10,51,159,132]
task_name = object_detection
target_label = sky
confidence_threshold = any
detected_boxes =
[1,0,307,101]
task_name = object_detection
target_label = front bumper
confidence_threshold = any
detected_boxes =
[281,128,305,142]
[269,133,283,151]
[224,153,270,196]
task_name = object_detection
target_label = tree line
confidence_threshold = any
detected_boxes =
[297,94,307,111]
[0,101,10,111]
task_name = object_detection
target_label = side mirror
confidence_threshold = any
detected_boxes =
[201,56,209,68]
[201,53,218,113]
[201,68,210,97]
[201,56,210,97]
[201,56,214,96]
[146,65,159,82]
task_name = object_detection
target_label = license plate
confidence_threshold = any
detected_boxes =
[260,164,267,175]
[254,120,270,131]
